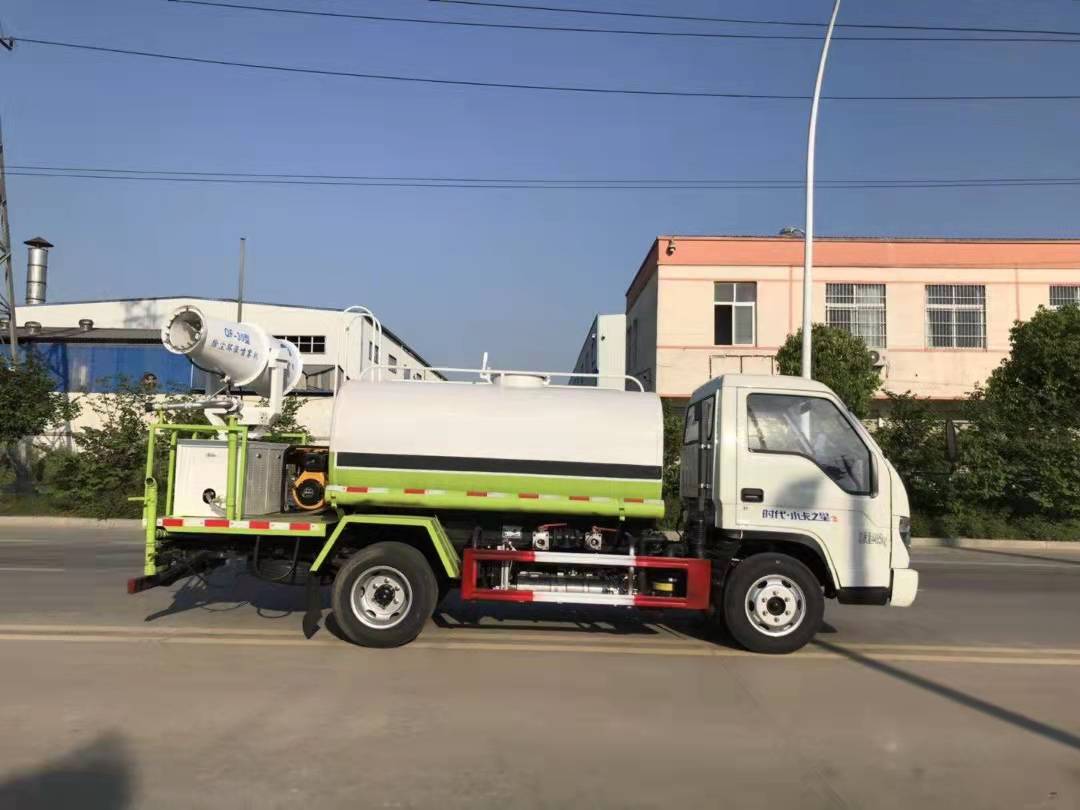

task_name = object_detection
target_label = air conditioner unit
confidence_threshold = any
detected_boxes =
[869,350,887,368]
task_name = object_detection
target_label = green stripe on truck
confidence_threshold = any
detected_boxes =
[327,461,664,519]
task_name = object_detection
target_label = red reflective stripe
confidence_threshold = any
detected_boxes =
[466,491,487,497]
[346,486,368,493]
[289,522,312,531]
[161,518,183,527]
[624,498,644,503]
[204,519,230,528]
[518,493,539,499]
[569,495,589,502]
[403,488,425,495]
[249,520,270,530]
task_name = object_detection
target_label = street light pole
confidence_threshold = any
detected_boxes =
[236,237,246,322]
[801,0,841,379]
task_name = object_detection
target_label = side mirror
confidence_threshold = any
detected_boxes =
[945,419,959,463]
[870,453,879,498]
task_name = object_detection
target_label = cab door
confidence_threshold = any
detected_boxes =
[734,386,890,589]
[679,395,716,518]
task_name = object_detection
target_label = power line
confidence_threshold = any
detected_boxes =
[164,0,1080,43]
[16,38,1080,101]
[9,166,1080,190]
[425,0,1080,38]
[12,164,1080,185]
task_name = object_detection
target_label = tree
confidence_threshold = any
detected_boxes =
[775,324,880,417]
[0,353,79,493]
[260,395,310,443]
[49,381,164,518]
[660,399,683,528]
[872,391,954,514]
[961,305,1080,518]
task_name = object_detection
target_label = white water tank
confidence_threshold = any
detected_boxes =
[330,379,662,487]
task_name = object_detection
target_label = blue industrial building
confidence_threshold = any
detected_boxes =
[2,325,196,393]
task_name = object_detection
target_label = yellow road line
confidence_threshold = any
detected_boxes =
[835,641,1080,656]
[3,630,1080,666]
[0,566,66,573]
[0,623,302,637]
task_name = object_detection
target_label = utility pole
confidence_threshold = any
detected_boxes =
[800,0,841,379]
[0,118,19,364]
[236,237,246,322]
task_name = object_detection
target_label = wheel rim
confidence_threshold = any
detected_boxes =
[744,574,806,638]
[350,565,413,629]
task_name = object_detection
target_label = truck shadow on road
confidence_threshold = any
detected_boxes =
[142,563,330,624]
[0,732,133,810]
[426,593,842,647]
[432,593,669,636]
[814,639,1080,752]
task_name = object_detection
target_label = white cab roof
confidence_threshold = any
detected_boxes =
[688,373,835,404]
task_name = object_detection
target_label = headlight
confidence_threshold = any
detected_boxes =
[898,516,912,547]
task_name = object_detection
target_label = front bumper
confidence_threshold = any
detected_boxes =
[888,568,919,607]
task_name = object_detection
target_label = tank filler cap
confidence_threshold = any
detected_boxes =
[491,373,546,388]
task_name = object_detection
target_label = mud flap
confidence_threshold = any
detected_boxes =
[302,574,323,639]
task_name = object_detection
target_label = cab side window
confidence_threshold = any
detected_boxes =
[683,403,701,445]
[746,393,872,495]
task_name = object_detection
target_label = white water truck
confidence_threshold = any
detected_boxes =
[127,304,918,654]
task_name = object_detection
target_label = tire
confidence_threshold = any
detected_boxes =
[331,542,438,648]
[721,553,824,654]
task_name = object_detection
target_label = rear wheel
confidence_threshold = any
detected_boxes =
[332,542,438,648]
[721,553,824,654]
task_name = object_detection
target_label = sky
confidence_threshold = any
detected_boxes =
[2,0,1080,370]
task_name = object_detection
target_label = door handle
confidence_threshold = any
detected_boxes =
[741,488,764,503]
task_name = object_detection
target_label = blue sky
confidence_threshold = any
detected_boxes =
[3,0,1080,369]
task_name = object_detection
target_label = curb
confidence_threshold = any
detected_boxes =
[0,516,141,530]
[912,536,1079,550]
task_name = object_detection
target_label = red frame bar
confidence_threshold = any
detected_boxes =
[460,548,711,609]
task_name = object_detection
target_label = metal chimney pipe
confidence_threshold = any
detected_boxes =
[24,236,53,305]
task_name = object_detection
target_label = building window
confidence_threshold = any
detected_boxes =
[926,285,986,349]
[368,342,380,364]
[1050,285,1080,308]
[714,282,756,346]
[403,368,411,380]
[414,371,423,381]
[275,335,326,354]
[388,353,398,374]
[826,283,886,348]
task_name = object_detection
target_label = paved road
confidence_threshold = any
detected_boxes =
[1,525,1079,809]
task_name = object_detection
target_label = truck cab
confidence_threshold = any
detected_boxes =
[681,374,918,651]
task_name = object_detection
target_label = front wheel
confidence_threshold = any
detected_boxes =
[331,542,438,648]
[721,553,824,654]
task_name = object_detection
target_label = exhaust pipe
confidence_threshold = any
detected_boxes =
[24,237,53,305]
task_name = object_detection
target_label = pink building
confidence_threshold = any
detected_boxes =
[625,235,1080,404]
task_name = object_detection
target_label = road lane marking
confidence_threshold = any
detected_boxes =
[913,559,1080,569]
[835,642,1080,656]
[3,623,1080,658]
[3,628,1080,666]
[0,566,66,573]
[0,623,306,637]
[0,622,715,648]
